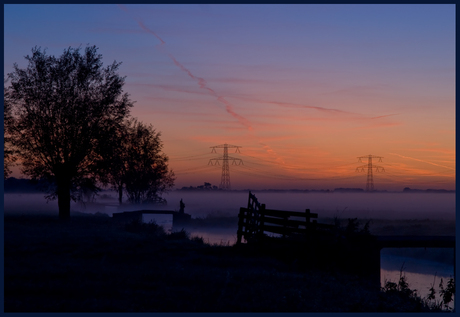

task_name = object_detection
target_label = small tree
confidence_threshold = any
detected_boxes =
[97,119,130,204]
[5,46,133,219]
[112,119,175,205]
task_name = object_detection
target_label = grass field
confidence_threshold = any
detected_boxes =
[4,213,454,312]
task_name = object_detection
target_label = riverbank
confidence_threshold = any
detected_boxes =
[4,213,451,312]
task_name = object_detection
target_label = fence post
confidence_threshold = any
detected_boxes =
[259,204,265,238]
[283,214,288,238]
[305,209,310,231]
[237,207,244,244]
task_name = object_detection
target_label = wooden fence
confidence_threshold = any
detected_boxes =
[236,191,334,244]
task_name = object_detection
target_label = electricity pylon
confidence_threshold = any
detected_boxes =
[356,155,385,192]
[208,144,243,190]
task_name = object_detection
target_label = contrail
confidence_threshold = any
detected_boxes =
[137,20,165,45]
[118,4,128,12]
[268,100,349,114]
[168,54,252,130]
[235,96,354,115]
[168,54,216,95]
[389,153,455,170]
[217,97,253,130]
[118,4,165,45]
[118,4,252,131]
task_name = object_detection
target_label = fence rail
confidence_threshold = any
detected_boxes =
[236,191,334,244]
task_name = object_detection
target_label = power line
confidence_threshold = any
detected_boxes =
[174,165,216,175]
[237,164,362,181]
[241,154,359,174]
[169,153,215,161]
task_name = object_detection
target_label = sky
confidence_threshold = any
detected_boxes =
[3,4,456,191]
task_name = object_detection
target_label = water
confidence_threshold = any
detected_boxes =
[381,248,455,309]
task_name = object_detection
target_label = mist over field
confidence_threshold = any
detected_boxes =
[4,190,455,310]
[4,190,455,220]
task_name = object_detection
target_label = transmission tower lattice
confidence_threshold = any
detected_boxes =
[356,155,385,192]
[208,144,243,190]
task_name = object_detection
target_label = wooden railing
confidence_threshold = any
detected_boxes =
[237,191,334,244]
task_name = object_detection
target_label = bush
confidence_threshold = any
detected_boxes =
[381,267,455,312]
[125,218,166,237]
[168,229,189,240]
[191,236,205,244]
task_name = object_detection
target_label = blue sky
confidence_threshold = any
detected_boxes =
[4,4,455,190]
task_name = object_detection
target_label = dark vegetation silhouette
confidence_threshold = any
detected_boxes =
[4,78,16,179]
[382,266,455,312]
[180,182,220,191]
[4,213,454,312]
[99,118,175,205]
[4,177,49,193]
[4,45,174,219]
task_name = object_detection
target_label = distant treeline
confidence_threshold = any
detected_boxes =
[180,182,220,191]
[5,178,454,194]
[177,186,455,193]
[4,177,47,193]
[402,187,455,193]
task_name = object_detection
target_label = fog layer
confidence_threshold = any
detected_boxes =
[4,191,455,220]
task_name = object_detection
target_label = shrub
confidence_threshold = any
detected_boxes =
[125,218,166,237]
[382,267,455,312]
[191,236,205,244]
[168,229,189,240]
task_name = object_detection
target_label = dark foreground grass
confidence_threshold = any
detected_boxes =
[3,213,449,312]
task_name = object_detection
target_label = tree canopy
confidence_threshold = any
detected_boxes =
[5,46,133,219]
[4,79,16,179]
[100,118,175,205]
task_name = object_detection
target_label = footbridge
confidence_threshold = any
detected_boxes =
[112,210,191,226]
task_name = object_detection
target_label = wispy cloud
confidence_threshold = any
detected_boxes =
[389,153,455,170]
[403,148,455,155]
[351,121,402,130]
[118,4,253,131]
[319,84,392,96]
[370,114,398,120]
[235,96,352,115]
[130,83,211,97]
[89,28,146,34]
[259,143,286,165]
[267,100,349,114]
[211,77,272,85]
[234,96,400,127]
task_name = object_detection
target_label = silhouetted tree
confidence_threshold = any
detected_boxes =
[97,118,132,204]
[4,79,17,179]
[109,118,175,205]
[5,46,133,219]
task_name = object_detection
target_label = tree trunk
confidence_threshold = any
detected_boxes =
[57,177,71,220]
[118,184,123,205]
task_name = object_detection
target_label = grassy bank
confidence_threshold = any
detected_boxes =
[3,213,452,312]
